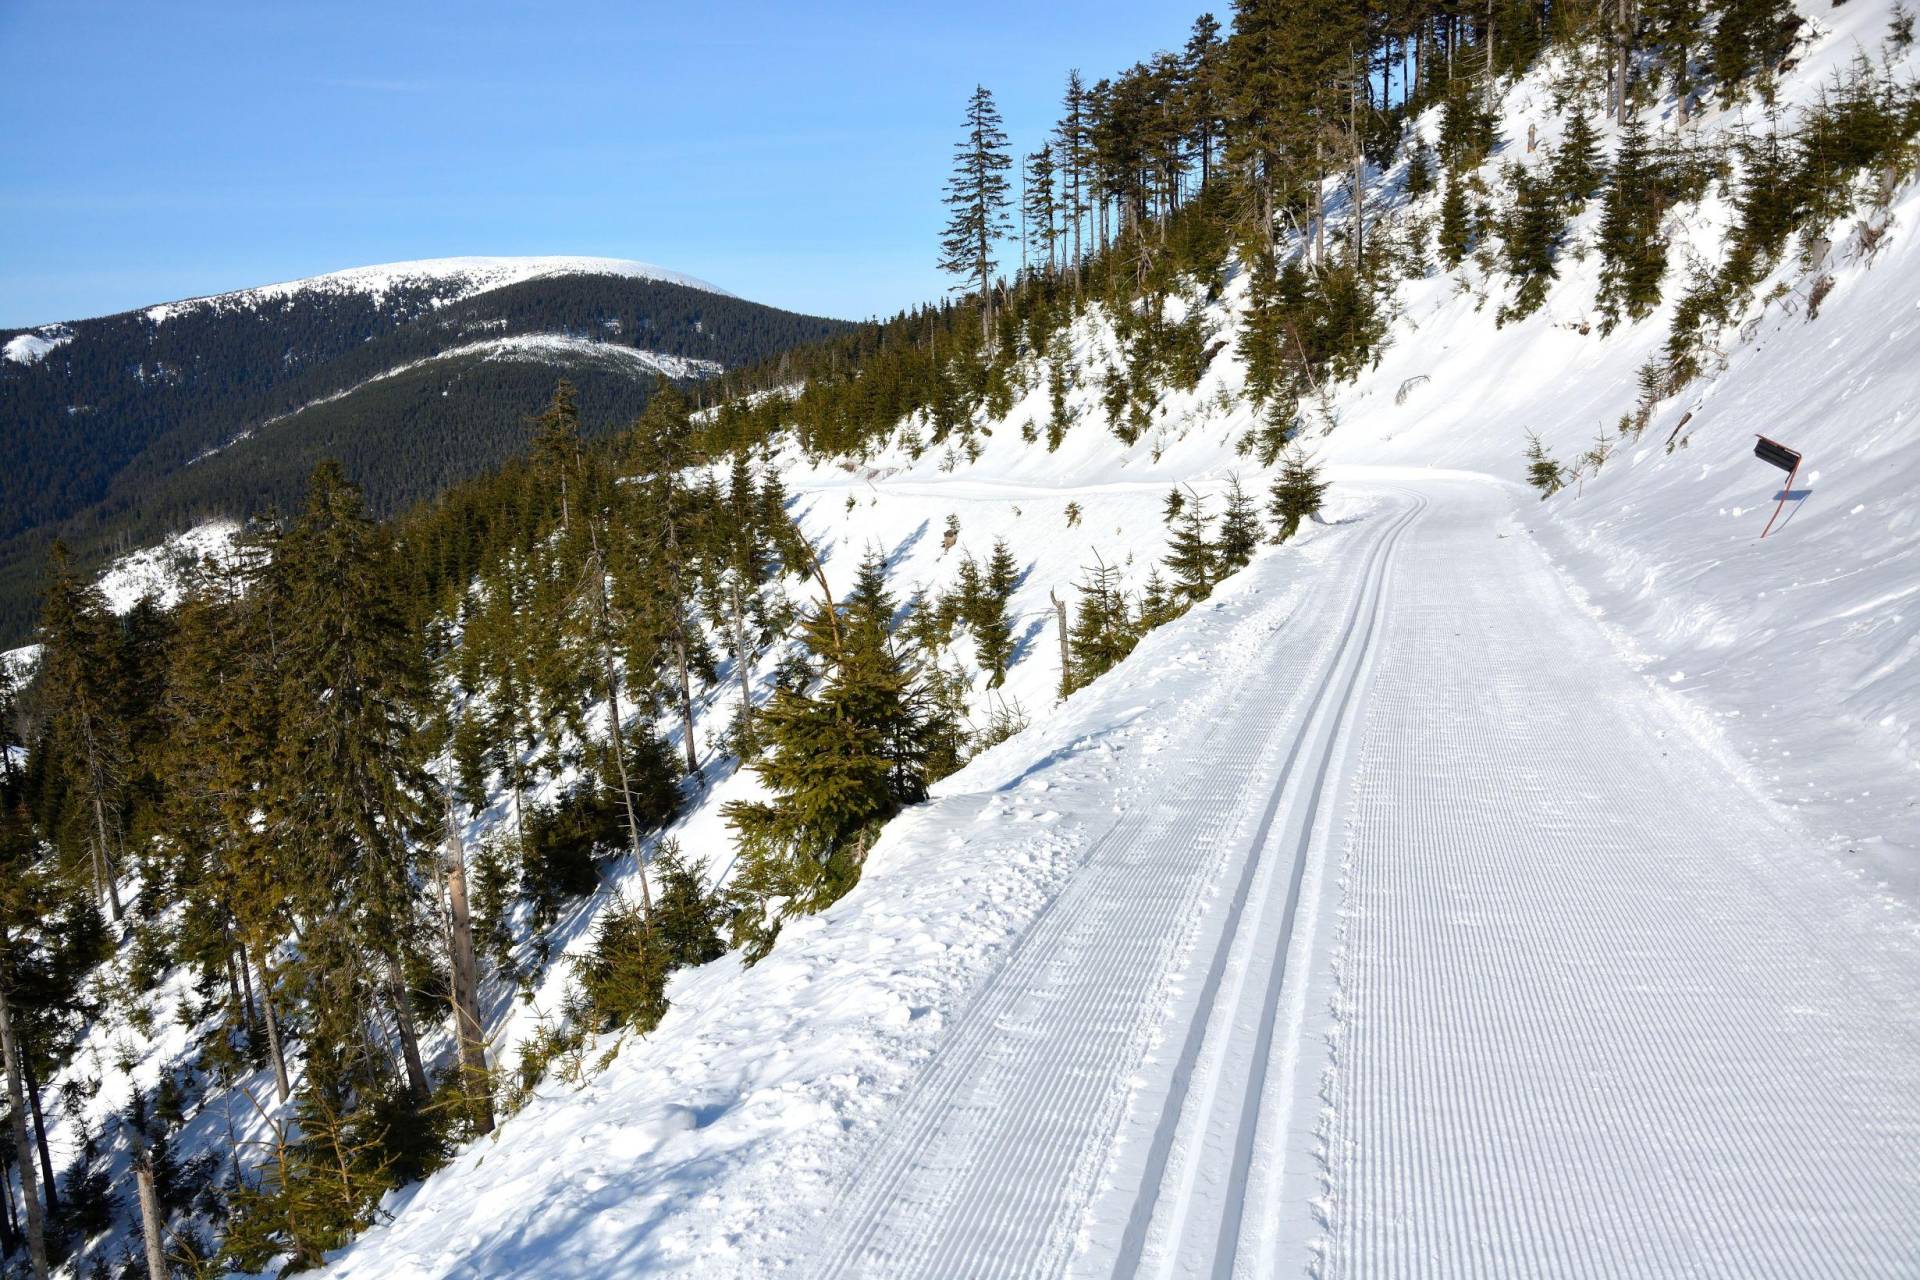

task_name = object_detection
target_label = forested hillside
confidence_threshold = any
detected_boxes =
[4,0,1918,1275]
[0,259,851,642]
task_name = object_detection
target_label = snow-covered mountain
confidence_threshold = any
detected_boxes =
[0,256,849,644]
[137,254,736,326]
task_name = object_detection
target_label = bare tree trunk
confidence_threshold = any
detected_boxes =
[386,960,430,1106]
[665,517,699,779]
[134,1152,167,1280]
[672,631,699,777]
[252,946,291,1102]
[1071,165,1083,289]
[222,945,244,1027]
[0,981,48,1280]
[586,531,656,922]
[83,735,123,922]
[977,217,993,345]
[1019,164,1028,277]
[19,1058,55,1218]
[235,939,258,1039]
[0,1156,20,1256]
[442,773,494,1135]
[1352,87,1366,264]
[1486,0,1496,90]
[1,1157,19,1253]
[729,579,755,750]
[1314,140,1328,264]
[1050,590,1073,698]
[1614,0,1632,125]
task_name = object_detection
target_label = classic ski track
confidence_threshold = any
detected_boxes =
[1116,491,1423,1280]
[810,490,1426,1279]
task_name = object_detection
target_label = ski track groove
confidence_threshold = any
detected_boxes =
[1121,490,1425,1280]
[803,475,1920,1279]
[810,492,1426,1279]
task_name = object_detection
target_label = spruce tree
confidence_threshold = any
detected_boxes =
[1524,430,1566,497]
[1066,557,1136,691]
[940,86,1014,343]
[1268,448,1329,542]
[651,840,725,971]
[1499,168,1564,324]
[1056,70,1092,283]
[1551,112,1604,207]
[1595,117,1668,330]
[34,544,128,923]
[1711,0,1799,94]
[1022,145,1060,277]
[1438,74,1497,172]
[1164,491,1216,602]
[1405,144,1433,197]
[723,551,933,939]
[1137,567,1179,630]
[1183,13,1225,188]
[528,379,584,532]
[268,461,433,1103]
[972,540,1020,688]
[1215,475,1262,572]
[1438,174,1473,268]
[619,381,707,779]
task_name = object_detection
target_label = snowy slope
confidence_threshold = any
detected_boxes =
[0,520,240,681]
[217,334,724,450]
[3,326,72,364]
[313,5,1920,1271]
[140,255,734,326]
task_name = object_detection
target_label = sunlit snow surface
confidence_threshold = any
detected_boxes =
[30,3,1920,1276]
[3,326,73,363]
[140,255,734,326]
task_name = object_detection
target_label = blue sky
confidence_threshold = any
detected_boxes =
[0,1,1202,328]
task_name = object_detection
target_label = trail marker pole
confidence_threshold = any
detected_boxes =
[1752,435,1803,539]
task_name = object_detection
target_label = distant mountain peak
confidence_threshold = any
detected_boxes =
[142,255,735,325]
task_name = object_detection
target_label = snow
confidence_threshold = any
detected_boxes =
[3,325,72,364]
[317,7,1920,1264]
[92,520,242,614]
[30,2,1920,1275]
[141,255,734,325]
[473,333,724,380]
[198,334,725,458]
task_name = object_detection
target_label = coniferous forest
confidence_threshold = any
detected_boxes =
[0,273,852,645]
[5,0,1919,1274]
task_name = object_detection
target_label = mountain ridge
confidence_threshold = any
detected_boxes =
[0,258,850,641]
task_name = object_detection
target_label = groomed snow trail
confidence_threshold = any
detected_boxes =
[1318,475,1920,1278]
[806,472,1920,1278]
[808,486,1425,1278]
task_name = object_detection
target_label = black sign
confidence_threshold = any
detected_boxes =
[1754,436,1801,473]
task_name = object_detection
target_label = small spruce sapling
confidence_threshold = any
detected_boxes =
[1524,430,1566,498]
[1164,491,1217,602]
[1215,476,1262,572]
[1405,144,1433,197]
[1268,449,1329,542]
